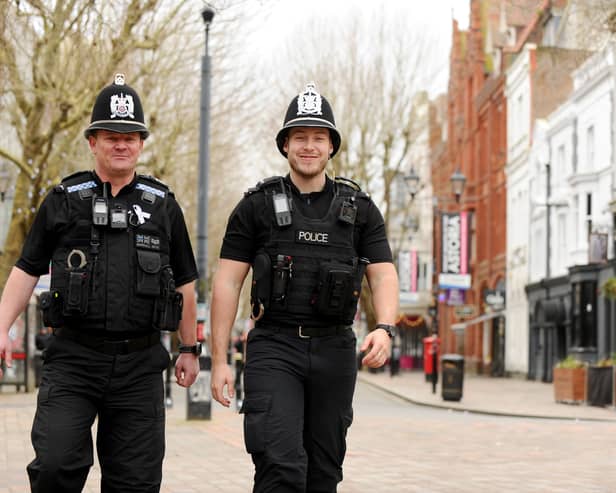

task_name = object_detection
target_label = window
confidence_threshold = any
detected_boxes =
[586,193,592,240]
[571,281,597,348]
[557,144,565,178]
[557,213,567,274]
[586,125,595,171]
[573,195,579,248]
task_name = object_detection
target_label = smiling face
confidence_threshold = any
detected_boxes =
[88,129,143,183]
[283,127,333,183]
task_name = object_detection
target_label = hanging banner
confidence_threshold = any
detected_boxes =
[439,211,471,289]
[398,249,418,293]
[398,250,411,292]
[410,250,418,293]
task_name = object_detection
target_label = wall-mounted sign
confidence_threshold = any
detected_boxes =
[438,273,471,289]
[447,288,465,306]
[484,289,506,309]
[454,304,478,319]
[441,211,470,276]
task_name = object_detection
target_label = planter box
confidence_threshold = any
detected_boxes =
[553,367,586,404]
[587,366,614,407]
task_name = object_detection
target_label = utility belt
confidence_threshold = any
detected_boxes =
[254,323,352,339]
[52,327,160,355]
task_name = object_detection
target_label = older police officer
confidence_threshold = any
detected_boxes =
[0,74,199,492]
[210,83,399,492]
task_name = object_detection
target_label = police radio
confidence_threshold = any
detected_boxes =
[92,196,109,226]
[273,193,292,227]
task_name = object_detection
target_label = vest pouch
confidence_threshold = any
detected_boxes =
[136,249,161,297]
[250,252,271,320]
[153,266,182,331]
[63,269,89,316]
[315,261,354,318]
[39,290,65,328]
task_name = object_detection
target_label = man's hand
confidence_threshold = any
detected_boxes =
[175,353,200,388]
[360,328,392,368]
[0,331,12,380]
[211,362,235,407]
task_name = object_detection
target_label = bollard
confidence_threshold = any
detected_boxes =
[186,353,212,420]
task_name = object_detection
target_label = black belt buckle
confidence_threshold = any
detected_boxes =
[104,339,131,355]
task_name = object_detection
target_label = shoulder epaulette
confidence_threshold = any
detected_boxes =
[137,174,170,199]
[334,176,362,192]
[61,170,97,195]
[334,176,370,199]
[245,175,285,197]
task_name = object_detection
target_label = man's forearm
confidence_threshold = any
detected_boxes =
[177,281,197,345]
[210,259,250,365]
[210,289,240,365]
[0,267,39,335]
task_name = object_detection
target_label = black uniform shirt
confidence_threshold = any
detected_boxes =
[220,174,393,266]
[17,173,198,288]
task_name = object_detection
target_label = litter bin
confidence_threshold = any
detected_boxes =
[441,354,464,402]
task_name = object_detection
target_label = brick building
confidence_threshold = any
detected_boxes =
[432,0,542,374]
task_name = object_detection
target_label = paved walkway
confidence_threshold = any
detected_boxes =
[2,368,615,492]
[358,368,616,421]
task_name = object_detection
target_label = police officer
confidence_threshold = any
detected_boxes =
[0,74,200,492]
[210,82,400,492]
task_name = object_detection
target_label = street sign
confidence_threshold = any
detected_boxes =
[454,304,477,319]
[438,273,471,289]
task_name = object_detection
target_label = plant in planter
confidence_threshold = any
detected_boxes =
[587,353,615,407]
[553,356,587,404]
[600,277,616,299]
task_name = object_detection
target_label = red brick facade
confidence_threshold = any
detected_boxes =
[431,0,534,373]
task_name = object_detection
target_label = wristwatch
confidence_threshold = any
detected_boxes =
[375,323,396,339]
[178,342,202,356]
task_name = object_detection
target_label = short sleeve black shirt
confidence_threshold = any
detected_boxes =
[220,175,393,264]
[17,173,198,288]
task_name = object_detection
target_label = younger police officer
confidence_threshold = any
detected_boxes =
[0,74,200,492]
[210,83,400,492]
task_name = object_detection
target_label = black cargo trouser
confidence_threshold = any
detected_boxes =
[27,334,170,493]
[241,327,358,493]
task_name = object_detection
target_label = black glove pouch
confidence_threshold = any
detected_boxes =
[136,249,161,296]
[315,261,355,318]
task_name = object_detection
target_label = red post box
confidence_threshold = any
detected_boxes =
[423,335,440,381]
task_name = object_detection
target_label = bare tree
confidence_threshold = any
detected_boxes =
[0,0,265,292]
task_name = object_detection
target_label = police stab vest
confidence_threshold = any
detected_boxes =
[250,176,370,326]
[43,170,180,333]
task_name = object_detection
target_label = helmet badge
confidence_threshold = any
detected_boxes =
[297,82,322,116]
[110,93,135,119]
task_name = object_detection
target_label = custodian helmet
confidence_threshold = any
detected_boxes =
[84,73,149,140]
[275,82,341,158]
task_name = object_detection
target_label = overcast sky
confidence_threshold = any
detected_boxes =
[241,0,470,96]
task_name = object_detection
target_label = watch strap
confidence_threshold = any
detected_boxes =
[375,323,395,338]
[178,343,202,355]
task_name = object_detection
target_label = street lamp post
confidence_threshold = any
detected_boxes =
[197,6,215,309]
[188,6,215,421]
[405,166,468,356]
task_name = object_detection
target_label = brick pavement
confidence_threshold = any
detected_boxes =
[1,370,615,492]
